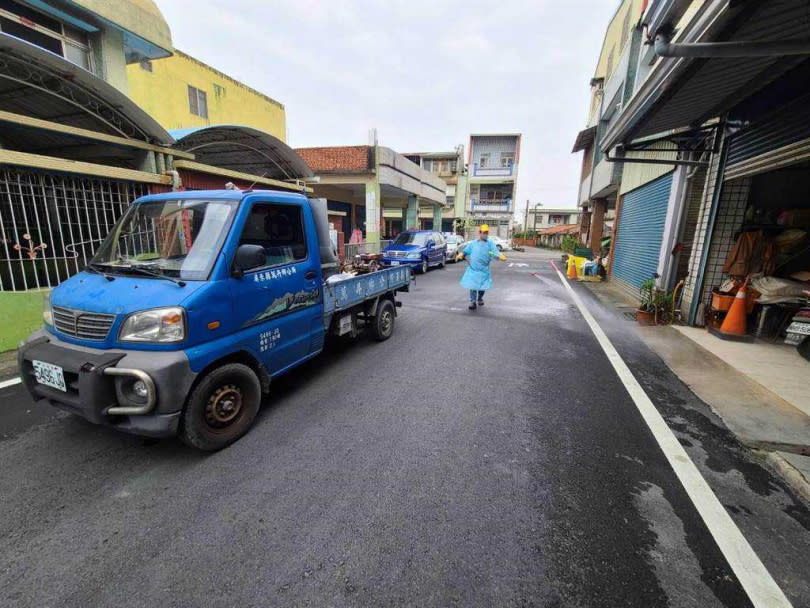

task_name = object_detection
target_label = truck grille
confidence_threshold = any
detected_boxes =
[52,306,115,341]
[387,250,408,259]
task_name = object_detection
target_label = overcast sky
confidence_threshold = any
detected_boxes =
[156,1,618,217]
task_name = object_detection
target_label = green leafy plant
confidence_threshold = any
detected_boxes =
[638,279,656,312]
[560,234,581,254]
[638,279,677,323]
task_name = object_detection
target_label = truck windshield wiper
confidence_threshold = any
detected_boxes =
[118,264,186,287]
[85,262,115,281]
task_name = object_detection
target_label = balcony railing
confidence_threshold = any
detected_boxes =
[471,198,511,213]
[579,172,592,204]
[590,158,621,198]
[472,163,515,177]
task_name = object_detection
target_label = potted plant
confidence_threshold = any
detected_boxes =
[636,279,656,325]
[652,288,674,325]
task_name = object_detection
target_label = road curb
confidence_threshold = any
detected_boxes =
[759,450,810,504]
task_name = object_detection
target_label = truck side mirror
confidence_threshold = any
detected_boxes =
[233,244,266,277]
[427,240,435,248]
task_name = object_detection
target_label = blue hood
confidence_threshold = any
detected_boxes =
[52,272,206,316]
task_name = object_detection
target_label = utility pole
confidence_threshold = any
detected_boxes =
[524,199,530,236]
[524,200,542,235]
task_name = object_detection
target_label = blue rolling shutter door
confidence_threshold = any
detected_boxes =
[612,172,673,296]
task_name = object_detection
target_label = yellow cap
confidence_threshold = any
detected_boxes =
[480,224,490,232]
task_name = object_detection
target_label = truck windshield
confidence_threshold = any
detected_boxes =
[90,199,235,281]
[393,232,427,246]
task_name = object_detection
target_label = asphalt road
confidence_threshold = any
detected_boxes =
[1,248,808,607]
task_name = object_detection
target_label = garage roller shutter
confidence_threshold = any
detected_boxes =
[612,172,673,298]
[725,84,810,180]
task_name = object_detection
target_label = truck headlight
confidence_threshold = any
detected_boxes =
[43,292,53,326]
[407,252,421,259]
[119,307,185,343]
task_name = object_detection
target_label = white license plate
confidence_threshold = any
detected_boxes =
[32,360,66,392]
[787,322,810,336]
[390,261,400,266]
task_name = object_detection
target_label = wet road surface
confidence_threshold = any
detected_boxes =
[1,248,808,607]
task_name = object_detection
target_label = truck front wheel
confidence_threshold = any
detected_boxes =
[371,299,396,341]
[180,363,261,451]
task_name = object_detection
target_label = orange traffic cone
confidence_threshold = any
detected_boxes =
[711,277,754,342]
[567,256,578,280]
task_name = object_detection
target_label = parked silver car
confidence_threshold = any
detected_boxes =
[444,234,464,261]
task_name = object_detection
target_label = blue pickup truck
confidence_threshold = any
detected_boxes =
[18,190,411,450]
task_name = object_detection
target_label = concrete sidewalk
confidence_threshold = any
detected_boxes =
[583,280,810,500]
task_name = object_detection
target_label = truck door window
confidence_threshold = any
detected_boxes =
[239,204,307,268]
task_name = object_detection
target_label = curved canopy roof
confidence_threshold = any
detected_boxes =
[171,125,314,180]
[0,33,172,144]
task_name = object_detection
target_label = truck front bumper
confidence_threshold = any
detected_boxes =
[18,330,197,438]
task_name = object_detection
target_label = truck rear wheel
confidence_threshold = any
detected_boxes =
[180,363,261,451]
[371,299,396,341]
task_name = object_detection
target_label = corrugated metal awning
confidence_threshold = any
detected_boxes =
[572,126,597,153]
[171,125,314,182]
[602,0,810,150]
[0,33,172,144]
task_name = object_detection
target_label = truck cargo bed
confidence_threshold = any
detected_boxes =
[323,266,411,316]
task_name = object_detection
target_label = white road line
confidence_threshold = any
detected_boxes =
[545,261,792,608]
[0,377,22,390]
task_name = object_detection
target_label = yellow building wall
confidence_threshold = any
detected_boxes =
[593,0,644,81]
[126,50,286,141]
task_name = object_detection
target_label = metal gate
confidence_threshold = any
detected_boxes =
[0,169,147,291]
[612,172,673,297]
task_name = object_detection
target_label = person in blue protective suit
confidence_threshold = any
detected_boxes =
[455,224,506,310]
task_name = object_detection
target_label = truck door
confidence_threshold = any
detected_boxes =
[228,201,323,375]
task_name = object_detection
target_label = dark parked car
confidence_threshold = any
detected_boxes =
[382,230,447,273]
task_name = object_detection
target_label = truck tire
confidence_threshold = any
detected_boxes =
[180,363,261,451]
[371,299,396,341]
[419,258,428,274]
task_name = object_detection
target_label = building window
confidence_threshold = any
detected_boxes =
[188,85,208,119]
[479,154,490,168]
[213,83,226,98]
[0,0,93,72]
[450,160,458,173]
[500,153,514,168]
[139,59,153,72]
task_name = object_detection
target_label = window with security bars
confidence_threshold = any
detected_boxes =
[0,169,147,291]
[188,85,208,119]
